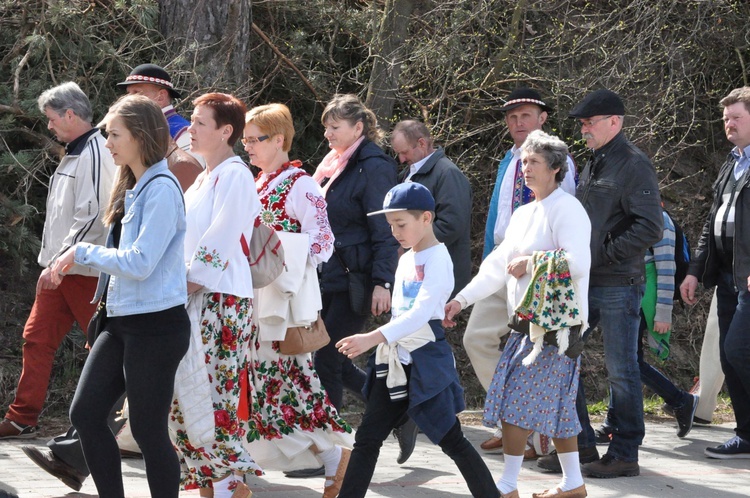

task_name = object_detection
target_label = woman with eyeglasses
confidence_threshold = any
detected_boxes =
[170,93,261,498]
[241,103,353,498]
[313,94,399,412]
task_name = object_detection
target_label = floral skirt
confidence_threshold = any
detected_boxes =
[170,293,263,490]
[243,325,354,471]
[483,332,581,439]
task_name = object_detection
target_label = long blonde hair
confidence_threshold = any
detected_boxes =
[100,95,170,225]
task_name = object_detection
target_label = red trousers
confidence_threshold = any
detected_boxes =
[6,273,98,426]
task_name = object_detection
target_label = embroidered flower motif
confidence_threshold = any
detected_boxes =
[195,246,228,270]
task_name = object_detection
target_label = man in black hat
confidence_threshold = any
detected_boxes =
[565,88,662,478]
[118,63,203,187]
[117,63,192,153]
[463,88,577,455]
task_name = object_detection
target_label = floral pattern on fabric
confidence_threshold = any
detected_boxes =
[258,171,306,234]
[245,336,352,443]
[514,249,581,330]
[171,292,263,490]
[256,166,334,262]
[242,164,351,469]
[483,332,581,439]
[194,246,229,271]
[305,191,333,257]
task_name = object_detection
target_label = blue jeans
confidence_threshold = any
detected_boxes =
[583,285,645,462]
[715,270,750,441]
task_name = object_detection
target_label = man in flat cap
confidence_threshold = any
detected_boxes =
[567,88,663,478]
[463,88,578,456]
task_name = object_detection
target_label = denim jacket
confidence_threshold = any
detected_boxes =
[75,160,187,316]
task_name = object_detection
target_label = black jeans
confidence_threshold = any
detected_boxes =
[70,305,189,498]
[315,291,367,410]
[715,270,750,441]
[337,370,498,498]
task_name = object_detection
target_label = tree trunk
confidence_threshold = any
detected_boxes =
[157,0,252,88]
[365,0,415,131]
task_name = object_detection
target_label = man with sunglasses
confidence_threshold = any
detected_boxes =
[567,89,663,478]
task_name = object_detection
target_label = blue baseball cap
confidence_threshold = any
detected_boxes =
[367,182,436,216]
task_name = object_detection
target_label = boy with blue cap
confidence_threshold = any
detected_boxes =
[334,183,498,497]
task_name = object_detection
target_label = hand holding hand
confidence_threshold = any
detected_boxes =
[443,300,462,328]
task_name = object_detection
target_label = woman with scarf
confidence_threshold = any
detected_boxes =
[445,130,591,498]
[312,94,399,413]
[242,103,354,498]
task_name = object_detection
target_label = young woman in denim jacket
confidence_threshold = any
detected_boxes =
[51,95,190,498]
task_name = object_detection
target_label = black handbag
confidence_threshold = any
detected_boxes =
[86,277,109,347]
[86,300,107,347]
[335,251,372,316]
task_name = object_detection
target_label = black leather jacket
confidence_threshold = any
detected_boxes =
[576,132,663,286]
[688,152,750,289]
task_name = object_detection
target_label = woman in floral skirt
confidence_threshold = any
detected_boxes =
[170,93,261,498]
[242,103,353,498]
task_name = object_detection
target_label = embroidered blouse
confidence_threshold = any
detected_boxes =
[184,157,261,298]
[255,165,334,266]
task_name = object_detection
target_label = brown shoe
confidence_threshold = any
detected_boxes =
[532,484,587,498]
[322,447,351,498]
[21,446,86,491]
[480,435,503,452]
[500,490,519,498]
[524,444,539,460]
[582,454,639,478]
[0,419,37,439]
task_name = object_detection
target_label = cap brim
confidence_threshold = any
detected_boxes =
[366,208,408,217]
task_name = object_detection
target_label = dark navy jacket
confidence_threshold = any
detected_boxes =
[319,139,399,293]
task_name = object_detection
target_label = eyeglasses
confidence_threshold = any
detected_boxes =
[579,116,612,128]
[241,135,270,146]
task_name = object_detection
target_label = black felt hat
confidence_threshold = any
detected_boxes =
[499,88,554,113]
[569,89,625,118]
[117,64,181,99]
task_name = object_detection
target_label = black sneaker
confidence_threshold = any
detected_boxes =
[663,401,711,425]
[705,436,750,459]
[537,446,599,473]
[674,394,699,438]
[594,426,613,444]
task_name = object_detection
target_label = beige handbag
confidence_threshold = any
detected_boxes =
[279,314,330,355]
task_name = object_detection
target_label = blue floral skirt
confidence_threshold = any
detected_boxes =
[483,332,581,439]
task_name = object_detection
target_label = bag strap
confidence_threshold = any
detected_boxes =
[136,173,184,212]
[333,250,351,274]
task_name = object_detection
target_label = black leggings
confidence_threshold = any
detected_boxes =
[70,305,190,498]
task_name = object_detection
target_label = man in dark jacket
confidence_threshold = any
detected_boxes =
[569,89,663,478]
[391,120,472,295]
[681,86,750,459]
